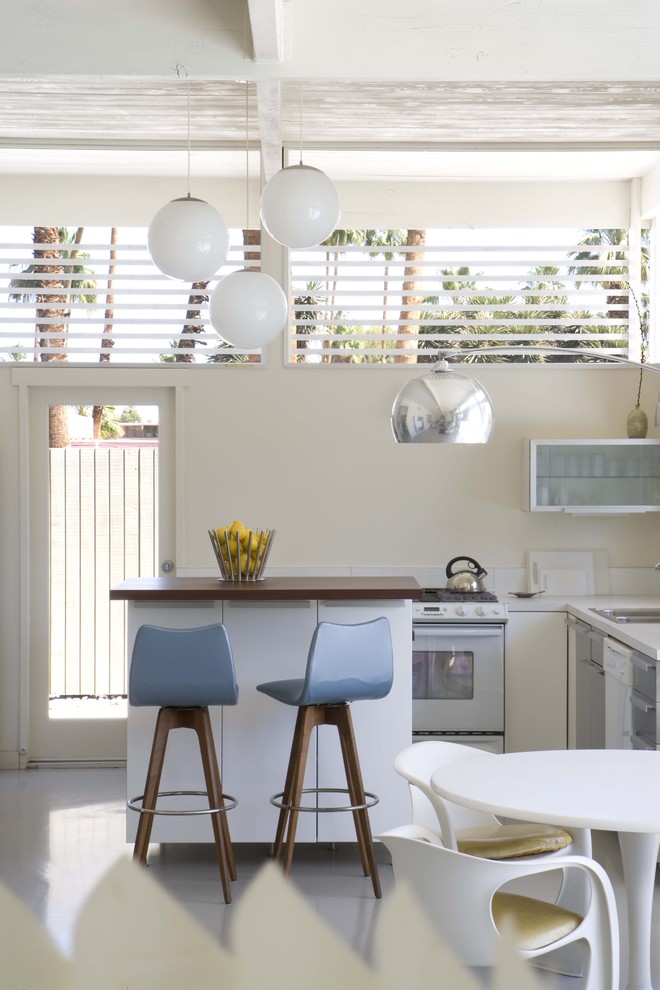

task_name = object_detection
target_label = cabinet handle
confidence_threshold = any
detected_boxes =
[631,691,656,713]
[631,733,656,751]
[631,653,657,673]
[320,599,405,607]
[225,600,312,609]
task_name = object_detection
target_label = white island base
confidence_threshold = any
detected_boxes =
[117,579,415,846]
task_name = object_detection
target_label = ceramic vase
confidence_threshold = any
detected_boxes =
[626,405,649,438]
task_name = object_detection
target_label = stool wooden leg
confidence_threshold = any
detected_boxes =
[334,706,370,877]
[192,707,235,904]
[133,707,174,865]
[276,706,317,876]
[272,708,305,860]
[335,705,382,899]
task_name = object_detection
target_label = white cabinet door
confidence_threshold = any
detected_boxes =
[524,438,660,513]
[505,611,568,752]
[315,600,412,841]
[222,599,319,842]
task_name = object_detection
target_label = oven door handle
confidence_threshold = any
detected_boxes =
[412,624,504,639]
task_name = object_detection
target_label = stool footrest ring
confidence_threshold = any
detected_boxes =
[270,787,379,815]
[128,789,237,817]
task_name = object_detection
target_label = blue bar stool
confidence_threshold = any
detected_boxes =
[127,623,239,903]
[257,617,393,897]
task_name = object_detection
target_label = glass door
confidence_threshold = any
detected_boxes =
[27,386,176,763]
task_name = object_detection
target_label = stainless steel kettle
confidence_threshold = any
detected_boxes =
[445,556,488,593]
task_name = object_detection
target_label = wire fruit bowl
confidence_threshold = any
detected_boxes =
[208,526,276,582]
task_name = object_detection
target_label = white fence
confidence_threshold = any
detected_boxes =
[49,443,159,700]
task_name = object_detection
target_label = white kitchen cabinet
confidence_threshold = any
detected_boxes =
[315,600,412,841]
[222,599,320,843]
[505,611,568,751]
[523,438,660,513]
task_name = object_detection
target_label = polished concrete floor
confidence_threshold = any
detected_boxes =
[0,767,659,988]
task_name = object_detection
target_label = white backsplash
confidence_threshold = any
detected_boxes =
[178,563,660,597]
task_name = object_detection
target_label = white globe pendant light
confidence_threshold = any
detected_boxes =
[147,195,229,281]
[260,164,341,249]
[209,269,288,350]
[146,78,229,282]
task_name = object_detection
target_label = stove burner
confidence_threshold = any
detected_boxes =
[420,587,499,603]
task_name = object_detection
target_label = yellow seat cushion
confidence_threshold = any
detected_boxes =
[492,891,583,950]
[456,823,572,860]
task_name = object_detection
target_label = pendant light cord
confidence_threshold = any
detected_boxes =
[245,80,250,230]
[175,64,192,199]
[186,79,191,198]
[299,82,303,165]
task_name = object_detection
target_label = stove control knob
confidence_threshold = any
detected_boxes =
[456,605,467,616]
[476,605,487,616]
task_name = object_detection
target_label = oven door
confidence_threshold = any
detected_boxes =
[412,623,504,733]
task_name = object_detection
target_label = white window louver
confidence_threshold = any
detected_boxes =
[288,230,641,365]
[0,229,263,365]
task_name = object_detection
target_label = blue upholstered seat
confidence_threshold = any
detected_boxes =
[129,623,239,708]
[257,616,393,707]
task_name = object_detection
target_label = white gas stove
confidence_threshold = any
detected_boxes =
[413,588,508,623]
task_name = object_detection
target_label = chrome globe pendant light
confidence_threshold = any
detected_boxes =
[259,83,340,249]
[209,81,287,351]
[392,359,494,444]
[392,346,660,444]
[147,73,229,282]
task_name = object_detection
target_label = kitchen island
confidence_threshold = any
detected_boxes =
[111,576,420,844]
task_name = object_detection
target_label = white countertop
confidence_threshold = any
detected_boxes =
[504,593,660,657]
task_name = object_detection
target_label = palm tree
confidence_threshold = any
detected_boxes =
[320,229,371,362]
[362,229,407,360]
[568,228,650,353]
[9,226,96,446]
[292,280,323,360]
[395,229,426,364]
[419,267,516,362]
[174,281,210,363]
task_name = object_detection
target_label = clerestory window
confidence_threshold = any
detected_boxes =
[0,225,651,367]
[288,227,650,366]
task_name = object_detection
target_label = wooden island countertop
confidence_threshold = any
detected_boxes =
[110,575,422,603]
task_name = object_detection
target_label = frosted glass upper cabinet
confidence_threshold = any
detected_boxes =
[523,439,660,513]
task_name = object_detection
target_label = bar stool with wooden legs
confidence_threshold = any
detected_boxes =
[127,623,239,903]
[256,616,393,898]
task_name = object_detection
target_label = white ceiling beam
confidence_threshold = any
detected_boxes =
[641,164,660,220]
[255,79,283,183]
[246,0,286,63]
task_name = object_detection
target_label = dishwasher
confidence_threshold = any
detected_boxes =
[602,637,634,749]
[569,616,606,749]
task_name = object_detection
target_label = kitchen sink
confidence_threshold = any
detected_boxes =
[590,608,660,624]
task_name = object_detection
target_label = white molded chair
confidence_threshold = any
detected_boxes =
[378,823,619,990]
[395,740,591,860]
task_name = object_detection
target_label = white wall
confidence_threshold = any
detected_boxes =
[0,164,655,763]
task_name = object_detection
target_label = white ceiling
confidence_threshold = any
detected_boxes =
[1,78,660,182]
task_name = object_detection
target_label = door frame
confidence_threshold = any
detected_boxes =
[13,366,190,765]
